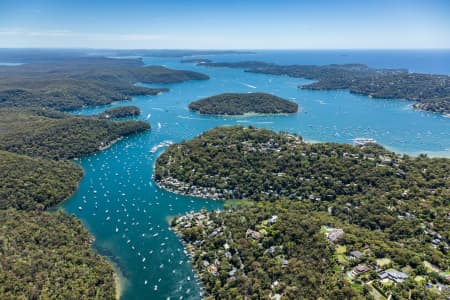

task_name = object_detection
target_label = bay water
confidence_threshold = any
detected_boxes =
[64,50,450,300]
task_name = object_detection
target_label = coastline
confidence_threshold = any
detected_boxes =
[154,178,224,200]
[168,219,207,300]
[113,263,125,300]
[190,110,299,117]
[98,137,124,151]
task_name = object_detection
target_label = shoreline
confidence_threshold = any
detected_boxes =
[190,109,299,117]
[154,179,225,201]
[112,263,125,300]
[169,220,207,299]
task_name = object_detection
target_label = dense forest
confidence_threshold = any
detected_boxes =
[0,103,153,298]
[157,126,450,297]
[0,150,82,210]
[188,92,298,115]
[0,209,116,299]
[201,61,450,114]
[0,57,209,110]
[0,108,150,159]
[0,106,146,298]
[99,105,141,119]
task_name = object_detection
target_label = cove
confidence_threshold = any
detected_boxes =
[63,51,450,300]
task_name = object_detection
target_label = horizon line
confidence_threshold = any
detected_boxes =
[1,47,450,51]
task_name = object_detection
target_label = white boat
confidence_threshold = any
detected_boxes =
[352,138,377,146]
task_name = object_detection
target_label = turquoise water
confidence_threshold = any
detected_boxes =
[64,51,450,300]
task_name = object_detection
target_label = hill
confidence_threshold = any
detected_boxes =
[0,209,116,299]
[0,57,209,110]
[0,108,150,159]
[0,150,82,210]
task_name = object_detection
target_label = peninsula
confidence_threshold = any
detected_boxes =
[157,126,450,299]
[188,92,298,115]
[201,61,450,115]
[0,57,209,110]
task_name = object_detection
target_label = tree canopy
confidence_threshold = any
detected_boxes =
[188,92,298,115]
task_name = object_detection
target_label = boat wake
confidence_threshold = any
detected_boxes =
[240,82,257,89]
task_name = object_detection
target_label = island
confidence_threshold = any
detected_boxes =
[0,57,209,110]
[99,105,141,119]
[188,92,298,115]
[201,61,450,115]
[156,126,450,298]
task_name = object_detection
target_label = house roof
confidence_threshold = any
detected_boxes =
[350,250,363,258]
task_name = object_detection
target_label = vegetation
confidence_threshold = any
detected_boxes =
[413,98,450,115]
[0,106,152,298]
[0,108,150,159]
[173,200,449,299]
[99,105,141,119]
[0,150,82,210]
[158,126,450,297]
[0,209,116,299]
[0,55,201,298]
[188,92,298,115]
[202,61,450,114]
[0,57,209,110]
[172,201,356,299]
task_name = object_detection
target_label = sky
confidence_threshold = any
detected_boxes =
[0,0,449,49]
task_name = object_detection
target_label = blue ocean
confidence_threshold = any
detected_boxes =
[64,50,450,300]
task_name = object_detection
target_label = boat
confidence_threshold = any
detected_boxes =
[352,138,377,146]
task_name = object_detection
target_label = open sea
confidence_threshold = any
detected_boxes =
[63,50,450,300]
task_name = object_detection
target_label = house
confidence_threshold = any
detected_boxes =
[436,283,450,292]
[378,272,389,280]
[269,215,278,224]
[379,269,409,283]
[207,264,218,275]
[352,264,370,276]
[246,229,262,240]
[281,258,289,268]
[350,250,363,259]
[327,228,344,243]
